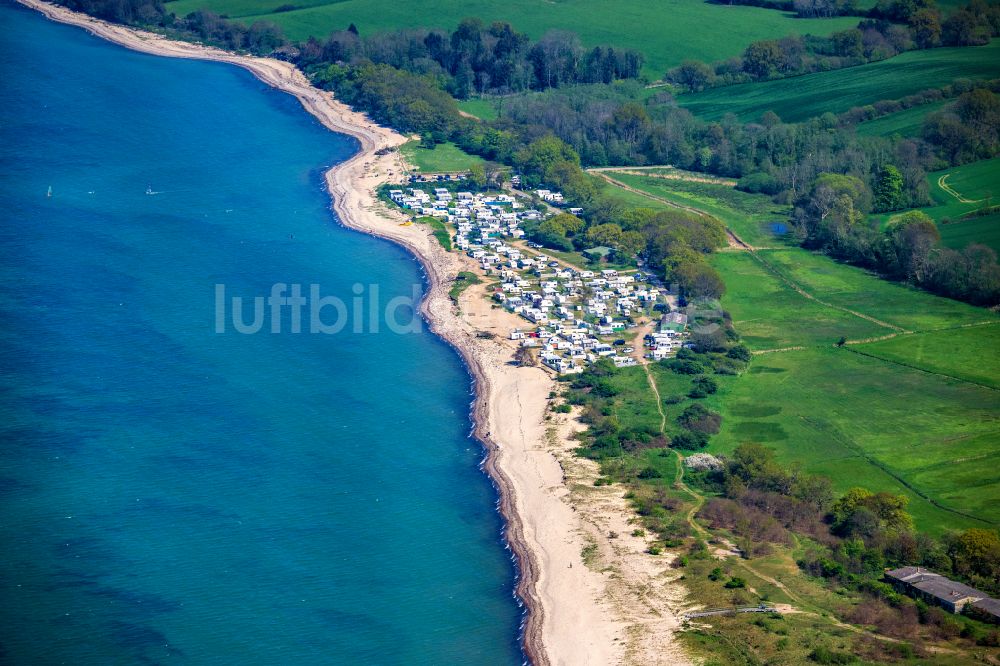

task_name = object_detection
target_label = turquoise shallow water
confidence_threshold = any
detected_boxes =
[0,3,522,663]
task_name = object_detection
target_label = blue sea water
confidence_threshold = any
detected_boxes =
[0,2,522,663]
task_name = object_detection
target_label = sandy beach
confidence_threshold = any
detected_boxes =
[16,2,692,662]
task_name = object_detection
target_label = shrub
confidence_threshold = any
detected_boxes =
[808,646,856,664]
[691,376,718,395]
[727,344,752,362]
[678,403,722,434]
[724,576,747,589]
[670,431,709,450]
[663,358,704,374]
[737,171,782,195]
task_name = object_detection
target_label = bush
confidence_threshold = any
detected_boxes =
[671,430,709,450]
[638,467,663,480]
[737,171,783,195]
[691,376,719,395]
[724,576,747,589]
[727,344,752,362]
[808,646,856,664]
[678,403,722,434]
[663,358,704,374]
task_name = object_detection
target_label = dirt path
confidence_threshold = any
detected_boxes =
[938,173,981,204]
[751,346,806,355]
[593,172,721,221]
[589,166,738,187]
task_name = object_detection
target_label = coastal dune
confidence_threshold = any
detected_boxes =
[16,2,692,662]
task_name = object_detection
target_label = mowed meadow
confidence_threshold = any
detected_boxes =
[601,171,1000,534]
[678,40,1000,122]
[163,0,861,75]
[400,140,486,173]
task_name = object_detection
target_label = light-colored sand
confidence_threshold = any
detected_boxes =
[17,2,692,662]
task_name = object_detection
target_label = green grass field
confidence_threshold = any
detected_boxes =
[606,171,790,247]
[929,158,1000,253]
[931,156,1000,207]
[856,324,1000,389]
[456,98,500,121]
[881,158,1000,254]
[712,251,887,349]
[759,248,994,332]
[400,140,485,173]
[678,41,1000,122]
[939,212,1000,254]
[599,171,999,534]
[709,346,1000,533]
[854,99,949,138]
[164,0,860,75]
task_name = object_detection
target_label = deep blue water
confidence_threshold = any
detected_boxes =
[0,3,521,663]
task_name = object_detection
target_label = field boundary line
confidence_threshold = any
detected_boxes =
[752,346,806,355]
[846,319,1000,345]
[842,345,1000,392]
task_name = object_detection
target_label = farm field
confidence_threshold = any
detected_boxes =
[400,140,485,173]
[678,41,1000,122]
[708,346,1000,533]
[930,156,1000,210]
[163,0,861,75]
[939,212,1000,254]
[854,99,949,138]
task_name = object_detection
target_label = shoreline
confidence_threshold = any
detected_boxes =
[16,3,692,662]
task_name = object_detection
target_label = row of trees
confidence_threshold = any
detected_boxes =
[835,77,999,129]
[295,18,643,98]
[668,1,1000,92]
